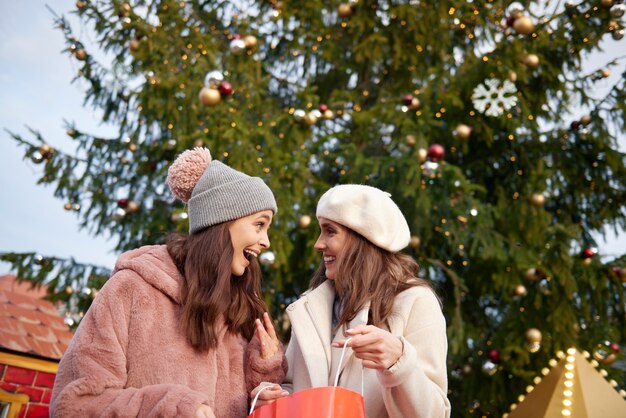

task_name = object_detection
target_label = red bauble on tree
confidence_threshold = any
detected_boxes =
[427,144,445,161]
[117,198,129,208]
[218,81,234,96]
[319,103,329,112]
[582,247,596,259]
[488,349,501,364]
[402,94,414,106]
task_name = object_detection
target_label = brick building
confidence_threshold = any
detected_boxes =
[0,274,74,418]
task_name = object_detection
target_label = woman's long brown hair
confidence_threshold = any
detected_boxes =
[166,223,267,351]
[310,230,433,330]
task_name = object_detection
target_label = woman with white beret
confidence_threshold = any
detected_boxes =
[251,184,450,418]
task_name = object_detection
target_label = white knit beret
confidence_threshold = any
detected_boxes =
[316,184,410,252]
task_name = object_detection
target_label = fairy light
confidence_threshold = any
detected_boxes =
[560,348,576,416]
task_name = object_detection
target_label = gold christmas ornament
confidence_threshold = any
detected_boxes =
[507,70,518,83]
[298,215,312,229]
[243,35,258,49]
[74,48,87,61]
[129,39,141,52]
[513,16,534,35]
[601,68,611,78]
[580,114,592,126]
[64,203,73,211]
[523,268,540,282]
[601,0,614,7]
[66,128,76,137]
[408,97,421,110]
[126,201,140,214]
[417,148,428,163]
[523,54,540,69]
[199,87,221,107]
[338,3,353,18]
[409,236,421,249]
[193,139,204,148]
[453,124,472,140]
[525,328,542,343]
[39,144,54,159]
[405,135,417,147]
[529,193,545,207]
[322,109,334,119]
[303,112,318,125]
[76,0,86,10]
[514,284,527,297]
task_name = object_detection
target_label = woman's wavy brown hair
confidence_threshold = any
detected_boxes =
[166,223,267,351]
[310,229,433,330]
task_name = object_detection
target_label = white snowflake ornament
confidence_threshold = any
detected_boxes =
[472,78,518,117]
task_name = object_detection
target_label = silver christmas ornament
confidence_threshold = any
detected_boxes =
[204,70,224,88]
[230,39,247,54]
[31,151,44,164]
[259,251,276,266]
[610,4,625,17]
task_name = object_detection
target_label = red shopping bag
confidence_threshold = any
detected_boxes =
[247,385,364,418]
[248,337,364,418]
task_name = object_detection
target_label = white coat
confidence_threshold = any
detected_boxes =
[283,280,451,418]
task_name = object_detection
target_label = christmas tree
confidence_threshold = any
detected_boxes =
[3,0,626,415]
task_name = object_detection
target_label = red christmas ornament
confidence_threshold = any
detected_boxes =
[117,198,129,208]
[488,349,501,364]
[218,81,234,96]
[506,16,516,27]
[610,342,620,352]
[570,120,581,130]
[427,144,445,161]
[231,33,241,39]
[319,103,329,112]
[582,247,596,259]
[402,94,414,106]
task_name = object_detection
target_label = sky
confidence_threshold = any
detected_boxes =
[0,1,624,275]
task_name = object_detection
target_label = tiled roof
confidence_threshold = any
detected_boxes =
[0,275,73,360]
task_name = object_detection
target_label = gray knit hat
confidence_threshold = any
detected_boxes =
[167,147,277,234]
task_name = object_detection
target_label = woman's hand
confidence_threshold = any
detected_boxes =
[255,312,280,359]
[250,382,289,410]
[332,324,403,370]
[194,404,215,418]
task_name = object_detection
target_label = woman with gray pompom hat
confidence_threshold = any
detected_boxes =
[51,147,287,418]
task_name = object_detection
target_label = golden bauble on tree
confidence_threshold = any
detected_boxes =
[523,267,541,282]
[513,16,534,35]
[417,148,428,163]
[199,87,221,107]
[76,0,86,10]
[453,124,472,140]
[298,215,312,229]
[523,53,540,69]
[513,284,527,297]
[39,144,54,159]
[126,201,140,214]
[507,70,518,83]
[63,203,73,211]
[525,328,542,343]
[580,114,592,126]
[129,39,141,53]
[405,135,417,147]
[74,48,87,61]
[409,236,421,249]
[338,3,353,18]
[530,193,545,207]
[244,35,258,49]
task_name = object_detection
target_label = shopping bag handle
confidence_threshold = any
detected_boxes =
[249,337,358,415]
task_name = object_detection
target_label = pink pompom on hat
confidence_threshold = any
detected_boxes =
[167,147,277,234]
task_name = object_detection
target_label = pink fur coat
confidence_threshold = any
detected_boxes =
[51,245,287,418]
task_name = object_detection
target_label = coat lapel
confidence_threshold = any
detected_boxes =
[287,281,335,387]
[329,302,370,385]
